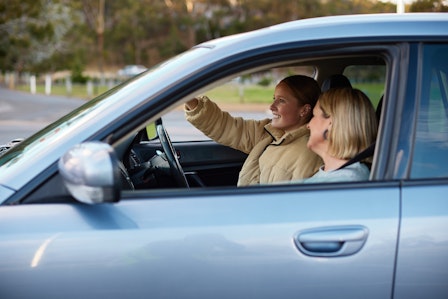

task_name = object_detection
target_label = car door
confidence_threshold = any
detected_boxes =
[394,43,448,299]
[0,182,399,299]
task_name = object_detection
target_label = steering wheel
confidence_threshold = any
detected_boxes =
[156,120,189,188]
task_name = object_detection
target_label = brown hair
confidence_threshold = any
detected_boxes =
[279,75,321,122]
[319,88,378,159]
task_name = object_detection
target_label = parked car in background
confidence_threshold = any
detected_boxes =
[0,13,447,299]
[117,64,148,78]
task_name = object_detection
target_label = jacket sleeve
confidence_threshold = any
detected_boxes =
[185,96,271,154]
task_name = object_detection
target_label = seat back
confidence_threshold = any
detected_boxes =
[321,74,352,92]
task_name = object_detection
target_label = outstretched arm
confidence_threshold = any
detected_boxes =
[185,96,270,154]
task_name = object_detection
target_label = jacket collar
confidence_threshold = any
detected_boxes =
[264,123,310,145]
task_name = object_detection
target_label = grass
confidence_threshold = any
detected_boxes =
[15,82,385,107]
[351,82,384,108]
[206,84,273,104]
[208,82,385,108]
[16,84,111,100]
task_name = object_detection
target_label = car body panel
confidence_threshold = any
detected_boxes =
[0,184,399,299]
[394,183,448,299]
[0,185,14,200]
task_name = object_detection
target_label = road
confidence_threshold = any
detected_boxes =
[0,86,85,145]
[0,86,271,145]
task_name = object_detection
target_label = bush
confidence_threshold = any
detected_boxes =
[71,71,89,84]
[70,61,89,84]
[257,77,271,86]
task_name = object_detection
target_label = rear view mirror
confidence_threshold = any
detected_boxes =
[58,142,121,204]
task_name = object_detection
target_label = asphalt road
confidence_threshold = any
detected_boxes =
[0,86,85,145]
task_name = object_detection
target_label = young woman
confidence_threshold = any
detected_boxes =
[185,75,322,186]
[303,87,378,183]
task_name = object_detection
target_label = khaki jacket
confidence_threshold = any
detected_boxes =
[185,96,322,186]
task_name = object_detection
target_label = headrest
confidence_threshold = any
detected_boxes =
[321,74,352,92]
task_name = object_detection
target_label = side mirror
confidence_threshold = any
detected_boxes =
[58,142,122,204]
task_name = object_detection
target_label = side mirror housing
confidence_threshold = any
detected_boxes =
[58,142,121,204]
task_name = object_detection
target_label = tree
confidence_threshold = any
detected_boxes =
[410,0,448,12]
[80,0,107,80]
[0,0,75,75]
[0,0,402,83]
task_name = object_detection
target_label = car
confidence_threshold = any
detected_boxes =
[117,64,148,77]
[1,13,448,299]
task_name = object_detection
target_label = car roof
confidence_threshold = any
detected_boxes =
[197,13,448,51]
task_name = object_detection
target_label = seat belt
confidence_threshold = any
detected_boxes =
[338,142,376,170]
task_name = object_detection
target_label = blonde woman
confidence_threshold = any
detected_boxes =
[303,87,378,183]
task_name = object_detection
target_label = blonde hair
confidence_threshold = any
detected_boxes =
[319,88,378,160]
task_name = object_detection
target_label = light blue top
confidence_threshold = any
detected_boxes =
[298,162,370,183]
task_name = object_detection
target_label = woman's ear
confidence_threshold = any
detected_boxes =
[302,104,311,116]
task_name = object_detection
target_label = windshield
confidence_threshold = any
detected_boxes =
[0,47,213,168]
[0,88,116,167]
[0,46,214,194]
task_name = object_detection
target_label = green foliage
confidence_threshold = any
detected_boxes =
[1,0,402,75]
[351,83,384,107]
[410,0,448,12]
[257,77,272,87]
[71,63,89,84]
[0,0,75,73]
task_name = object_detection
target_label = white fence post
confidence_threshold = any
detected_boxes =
[66,77,72,96]
[87,80,93,98]
[30,75,36,94]
[7,72,15,90]
[397,0,405,14]
[45,74,52,95]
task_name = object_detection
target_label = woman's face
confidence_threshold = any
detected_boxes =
[270,82,306,132]
[307,101,332,154]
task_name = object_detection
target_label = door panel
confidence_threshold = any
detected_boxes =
[178,141,247,186]
[394,184,448,299]
[0,183,399,299]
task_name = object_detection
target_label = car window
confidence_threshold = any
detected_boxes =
[411,44,448,179]
[164,66,315,142]
[164,64,386,143]
[343,65,386,109]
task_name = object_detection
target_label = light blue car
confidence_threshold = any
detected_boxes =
[0,13,447,299]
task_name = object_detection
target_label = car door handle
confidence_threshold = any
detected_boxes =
[294,225,368,257]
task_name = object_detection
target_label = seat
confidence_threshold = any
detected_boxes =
[376,95,383,122]
[321,74,352,92]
